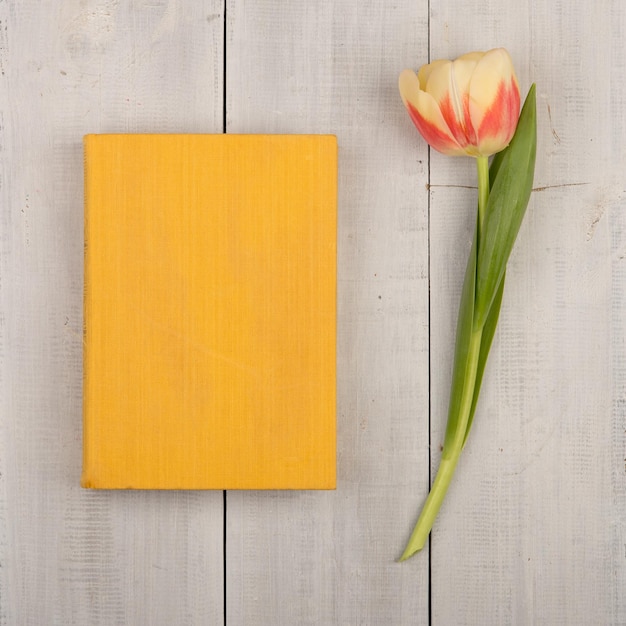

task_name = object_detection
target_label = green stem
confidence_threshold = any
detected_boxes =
[399,155,491,562]
[399,328,483,560]
[476,155,489,232]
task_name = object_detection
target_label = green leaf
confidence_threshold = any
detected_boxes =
[462,270,505,447]
[474,84,537,331]
[488,146,506,189]
[461,148,510,446]
[442,224,477,453]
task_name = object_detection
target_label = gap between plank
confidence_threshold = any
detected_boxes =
[222,3,227,625]
[223,489,227,626]
[427,3,432,625]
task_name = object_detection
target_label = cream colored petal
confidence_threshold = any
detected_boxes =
[456,51,485,64]
[398,69,422,109]
[451,52,483,96]
[468,48,518,128]
[399,70,447,131]
[417,59,449,90]
[399,70,465,156]
[419,58,477,149]
[473,133,510,157]
[449,55,482,129]
[422,59,453,104]
[419,53,483,97]
[411,90,467,155]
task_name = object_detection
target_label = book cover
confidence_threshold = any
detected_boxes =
[82,134,337,489]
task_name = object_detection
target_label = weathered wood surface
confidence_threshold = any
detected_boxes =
[428,2,626,624]
[224,1,430,624]
[1,0,625,624]
[0,2,225,623]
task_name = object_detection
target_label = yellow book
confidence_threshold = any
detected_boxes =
[82,134,337,489]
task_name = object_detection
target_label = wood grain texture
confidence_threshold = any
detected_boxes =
[2,0,625,624]
[0,1,225,623]
[427,1,626,624]
[224,1,431,623]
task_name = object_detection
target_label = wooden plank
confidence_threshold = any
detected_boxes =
[427,1,626,623]
[0,1,225,623]
[3,0,622,621]
[225,1,431,623]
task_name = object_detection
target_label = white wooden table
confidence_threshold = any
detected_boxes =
[1,1,624,624]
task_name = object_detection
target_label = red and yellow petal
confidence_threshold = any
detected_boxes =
[423,54,485,153]
[475,78,520,155]
[468,48,520,155]
[399,69,466,156]
[400,49,521,158]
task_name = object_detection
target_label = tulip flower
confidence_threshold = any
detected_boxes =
[399,48,520,158]
[398,49,536,561]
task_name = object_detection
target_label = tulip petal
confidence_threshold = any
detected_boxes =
[399,69,465,156]
[451,52,483,96]
[455,51,485,66]
[422,56,482,154]
[469,48,520,155]
[449,53,484,145]
[417,59,449,90]
[423,62,464,146]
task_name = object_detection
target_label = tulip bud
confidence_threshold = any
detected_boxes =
[399,48,520,157]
